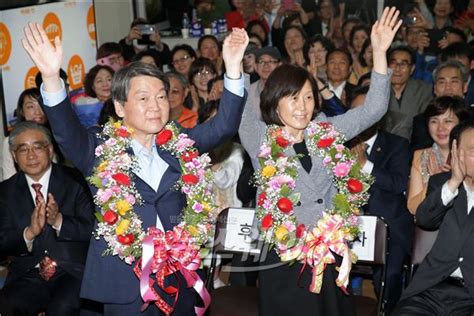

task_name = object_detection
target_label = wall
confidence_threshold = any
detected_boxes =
[94,0,135,46]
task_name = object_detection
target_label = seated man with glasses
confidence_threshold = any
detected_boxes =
[381,46,433,141]
[0,121,95,316]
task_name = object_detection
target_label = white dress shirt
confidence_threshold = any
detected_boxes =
[361,133,377,175]
[328,81,346,100]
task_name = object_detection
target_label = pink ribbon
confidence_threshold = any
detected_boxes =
[134,226,211,315]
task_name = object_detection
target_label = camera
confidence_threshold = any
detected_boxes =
[403,16,417,26]
[137,24,156,46]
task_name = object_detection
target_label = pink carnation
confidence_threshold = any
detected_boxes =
[258,146,271,158]
[98,188,113,203]
[125,194,136,205]
[192,202,203,213]
[333,162,351,177]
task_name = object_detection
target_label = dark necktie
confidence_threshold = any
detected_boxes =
[31,183,43,205]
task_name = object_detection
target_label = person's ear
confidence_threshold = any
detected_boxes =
[114,100,125,118]
[463,82,468,94]
[410,64,415,75]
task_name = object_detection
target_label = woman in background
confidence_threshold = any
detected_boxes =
[407,96,470,214]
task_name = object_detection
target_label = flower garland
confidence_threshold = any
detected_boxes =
[89,120,215,315]
[255,121,374,293]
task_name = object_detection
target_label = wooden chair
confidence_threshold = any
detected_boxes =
[351,215,390,316]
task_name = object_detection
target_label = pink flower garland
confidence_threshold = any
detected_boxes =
[255,121,374,293]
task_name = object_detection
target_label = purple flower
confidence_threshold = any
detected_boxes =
[335,144,345,152]
[258,146,271,158]
[263,199,272,210]
[192,202,203,213]
[323,156,332,165]
[98,188,113,203]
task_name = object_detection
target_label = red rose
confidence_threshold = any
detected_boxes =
[117,233,135,245]
[112,173,131,186]
[296,224,306,238]
[156,129,173,145]
[181,150,199,163]
[317,138,335,148]
[261,214,273,230]
[115,128,130,138]
[276,137,290,148]
[277,197,293,214]
[182,174,199,185]
[319,122,330,129]
[103,210,118,225]
[257,192,266,206]
[347,178,363,194]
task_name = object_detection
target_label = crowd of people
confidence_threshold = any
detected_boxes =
[1,0,474,315]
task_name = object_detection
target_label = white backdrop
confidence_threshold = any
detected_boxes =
[0,1,97,133]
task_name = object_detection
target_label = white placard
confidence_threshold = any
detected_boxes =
[223,208,259,253]
[352,215,377,261]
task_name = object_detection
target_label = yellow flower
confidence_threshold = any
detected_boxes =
[202,202,212,213]
[116,200,131,216]
[97,161,108,172]
[188,225,199,236]
[113,121,122,129]
[115,219,130,235]
[262,165,276,178]
[275,226,289,242]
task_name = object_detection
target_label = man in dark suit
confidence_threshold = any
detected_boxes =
[22,23,248,315]
[0,122,95,316]
[394,120,474,315]
[326,49,356,108]
[349,86,414,312]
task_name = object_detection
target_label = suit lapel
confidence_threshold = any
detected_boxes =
[368,132,384,166]
[15,173,35,228]
[155,146,181,200]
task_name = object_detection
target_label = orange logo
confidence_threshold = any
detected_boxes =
[67,55,85,90]
[42,12,62,43]
[87,5,96,42]
[0,23,12,66]
[24,67,39,89]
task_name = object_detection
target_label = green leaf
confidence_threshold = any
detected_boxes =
[349,162,362,178]
[89,176,103,189]
[333,193,350,213]
[271,142,280,156]
[95,211,103,222]
[280,184,291,196]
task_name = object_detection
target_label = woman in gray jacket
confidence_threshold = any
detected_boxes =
[239,7,402,316]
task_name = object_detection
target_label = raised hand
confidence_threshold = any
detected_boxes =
[22,23,63,92]
[371,7,402,53]
[447,140,466,192]
[46,193,62,227]
[222,28,249,79]
[26,199,46,240]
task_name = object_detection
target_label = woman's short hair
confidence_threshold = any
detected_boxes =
[170,44,197,69]
[423,96,471,123]
[131,50,163,70]
[246,20,268,46]
[84,65,115,98]
[349,24,370,50]
[16,88,41,121]
[111,61,169,105]
[197,35,221,52]
[188,57,217,84]
[303,34,335,65]
[260,64,320,126]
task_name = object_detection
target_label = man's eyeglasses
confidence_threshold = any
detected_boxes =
[196,70,215,78]
[389,60,411,69]
[14,142,49,156]
[257,59,279,66]
[172,55,191,65]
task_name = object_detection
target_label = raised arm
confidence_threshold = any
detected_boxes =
[22,23,96,175]
[188,28,248,153]
[326,7,401,140]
